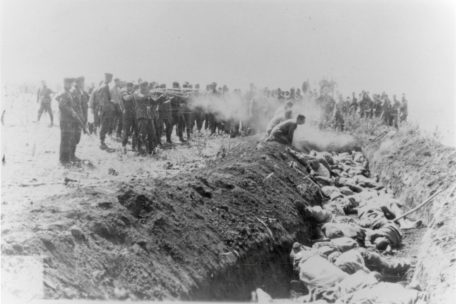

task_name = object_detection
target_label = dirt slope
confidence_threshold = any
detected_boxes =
[2,140,322,300]
[364,126,456,303]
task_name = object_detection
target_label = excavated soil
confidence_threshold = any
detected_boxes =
[2,130,324,300]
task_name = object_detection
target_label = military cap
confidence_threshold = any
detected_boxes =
[126,82,134,87]
[105,73,113,80]
[64,78,73,85]
[172,81,180,89]
[140,81,149,87]
[160,83,166,89]
[76,76,85,83]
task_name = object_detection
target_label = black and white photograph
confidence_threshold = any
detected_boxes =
[1,0,455,303]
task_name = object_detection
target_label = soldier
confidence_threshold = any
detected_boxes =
[392,95,401,128]
[110,78,124,139]
[95,73,114,150]
[382,95,393,126]
[266,114,306,145]
[71,77,89,162]
[121,82,137,153]
[266,108,293,136]
[156,84,174,144]
[192,84,205,133]
[134,81,156,154]
[56,78,86,165]
[170,82,187,142]
[350,92,358,115]
[74,77,90,125]
[36,81,54,126]
[206,82,219,135]
[400,94,408,123]
[373,94,383,118]
[182,82,194,140]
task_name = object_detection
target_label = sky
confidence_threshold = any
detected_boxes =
[1,0,455,144]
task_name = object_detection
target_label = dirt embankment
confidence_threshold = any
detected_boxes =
[2,140,324,300]
[363,127,456,303]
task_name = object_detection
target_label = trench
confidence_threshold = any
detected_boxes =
[183,137,434,301]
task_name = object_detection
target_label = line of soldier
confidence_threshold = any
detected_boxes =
[43,76,410,165]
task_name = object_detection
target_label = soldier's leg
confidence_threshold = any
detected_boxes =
[121,114,131,148]
[37,103,45,122]
[116,105,123,138]
[195,112,203,132]
[147,119,157,153]
[179,115,186,141]
[184,113,192,140]
[46,104,54,126]
[60,122,73,164]
[165,119,173,143]
[136,119,146,154]
[72,124,82,161]
[154,117,162,145]
[100,111,113,148]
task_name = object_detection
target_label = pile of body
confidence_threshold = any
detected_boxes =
[284,149,425,304]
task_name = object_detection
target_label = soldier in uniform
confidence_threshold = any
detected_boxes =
[56,78,86,165]
[192,84,205,133]
[266,114,306,145]
[96,73,114,150]
[110,78,124,139]
[382,95,393,126]
[134,81,156,154]
[400,94,408,123]
[36,81,54,126]
[121,82,137,153]
[170,82,187,142]
[350,92,358,115]
[156,84,174,144]
[71,77,89,162]
[74,77,90,126]
[182,82,194,140]
[392,95,401,128]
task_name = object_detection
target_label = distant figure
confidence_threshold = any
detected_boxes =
[400,94,408,123]
[36,80,54,126]
[56,78,86,165]
[93,73,114,150]
[266,114,306,145]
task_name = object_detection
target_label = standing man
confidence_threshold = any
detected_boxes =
[56,78,86,165]
[134,81,156,154]
[95,73,114,150]
[121,82,137,153]
[400,94,408,123]
[74,77,90,126]
[71,77,89,162]
[36,81,54,126]
[110,78,123,139]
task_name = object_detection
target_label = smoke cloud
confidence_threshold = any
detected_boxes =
[186,88,359,152]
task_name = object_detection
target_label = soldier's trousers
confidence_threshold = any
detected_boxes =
[71,123,81,159]
[174,114,186,140]
[206,113,217,134]
[183,112,193,139]
[194,111,205,132]
[113,104,123,137]
[100,107,115,144]
[122,113,137,147]
[137,118,157,153]
[60,121,75,164]
[37,102,53,124]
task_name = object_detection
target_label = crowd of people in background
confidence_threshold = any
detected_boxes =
[33,75,409,165]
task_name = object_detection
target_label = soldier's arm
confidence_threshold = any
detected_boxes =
[36,89,40,103]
